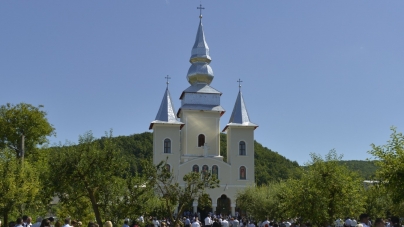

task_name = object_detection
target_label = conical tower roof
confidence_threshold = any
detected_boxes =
[149,88,184,130]
[223,90,258,132]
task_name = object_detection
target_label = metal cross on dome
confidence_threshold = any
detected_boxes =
[165,75,171,88]
[197,4,205,18]
[237,78,243,90]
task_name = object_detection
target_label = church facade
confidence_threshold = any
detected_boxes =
[149,13,258,216]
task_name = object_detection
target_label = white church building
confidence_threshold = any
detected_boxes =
[149,10,258,216]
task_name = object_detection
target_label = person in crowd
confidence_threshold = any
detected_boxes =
[374,218,384,227]
[389,217,400,227]
[123,219,129,227]
[152,218,159,227]
[104,221,112,227]
[261,218,270,227]
[351,219,357,227]
[335,219,343,227]
[359,214,370,227]
[62,219,71,227]
[385,219,391,227]
[185,217,191,227]
[40,219,51,227]
[212,219,220,227]
[191,218,200,227]
[139,216,144,224]
[345,218,352,227]
[48,218,55,227]
[55,221,61,227]
[205,214,212,227]
[25,217,33,227]
[16,218,24,227]
[222,218,229,227]
[22,216,28,227]
[232,218,239,227]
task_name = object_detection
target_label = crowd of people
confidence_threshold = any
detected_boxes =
[1,213,401,227]
[2,216,101,227]
[138,212,403,227]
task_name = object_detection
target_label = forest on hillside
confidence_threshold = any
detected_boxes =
[109,132,377,185]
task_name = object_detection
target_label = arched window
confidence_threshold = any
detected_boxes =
[212,165,219,178]
[240,166,246,180]
[202,165,209,176]
[164,139,171,153]
[239,141,246,156]
[165,164,171,172]
[198,134,205,147]
[192,165,199,173]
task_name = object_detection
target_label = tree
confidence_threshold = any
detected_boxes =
[0,103,55,161]
[368,127,404,207]
[237,183,287,221]
[283,150,365,226]
[0,148,40,225]
[363,182,392,218]
[147,160,219,226]
[238,150,365,226]
[49,131,154,226]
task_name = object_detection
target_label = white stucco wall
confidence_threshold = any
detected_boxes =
[151,106,256,215]
[152,124,182,174]
[180,110,221,157]
[226,126,255,184]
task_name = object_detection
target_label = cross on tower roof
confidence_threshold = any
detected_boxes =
[197,4,205,19]
[237,78,243,90]
[165,75,171,88]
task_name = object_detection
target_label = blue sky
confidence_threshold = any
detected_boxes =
[1,1,403,165]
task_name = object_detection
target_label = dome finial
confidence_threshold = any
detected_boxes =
[237,78,243,91]
[197,4,204,19]
[187,3,214,86]
[165,75,171,88]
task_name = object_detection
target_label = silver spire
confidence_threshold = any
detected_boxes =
[222,90,258,132]
[186,5,214,86]
[149,84,184,130]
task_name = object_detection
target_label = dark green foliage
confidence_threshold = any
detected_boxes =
[369,127,404,205]
[338,160,379,180]
[0,103,55,158]
[107,132,153,174]
[53,131,379,188]
[220,133,227,161]
[220,133,300,185]
[254,141,301,185]
[100,132,303,185]
[112,132,153,160]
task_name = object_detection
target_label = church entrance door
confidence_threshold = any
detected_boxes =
[216,194,231,216]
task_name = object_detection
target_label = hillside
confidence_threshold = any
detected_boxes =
[102,132,377,185]
[108,132,301,185]
[339,160,379,180]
